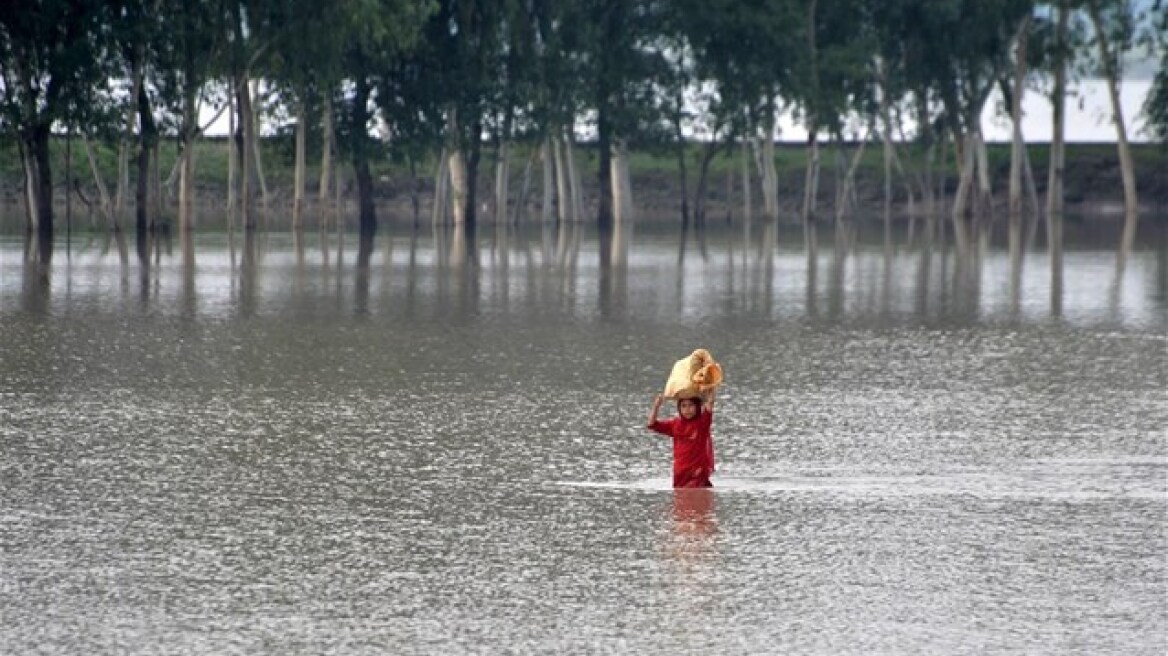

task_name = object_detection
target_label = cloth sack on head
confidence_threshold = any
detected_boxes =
[662,348,724,399]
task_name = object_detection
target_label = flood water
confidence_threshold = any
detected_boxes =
[2,218,1166,655]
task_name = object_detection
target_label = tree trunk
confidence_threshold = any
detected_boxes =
[432,146,449,226]
[742,142,752,222]
[1008,15,1031,223]
[319,95,334,201]
[20,141,39,234]
[352,77,376,235]
[694,140,724,228]
[541,138,555,223]
[514,148,535,225]
[1086,0,1138,217]
[612,139,634,225]
[226,90,237,221]
[494,140,510,223]
[26,124,54,259]
[553,136,570,223]
[293,99,306,230]
[250,79,270,215]
[597,108,614,232]
[564,135,583,222]
[82,134,116,230]
[760,134,779,223]
[179,138,196,231]
[836,130,871,222]
[448,148,468,226]
[974,129,992,219]
[465,121,482,230]
[136,80,157,235]
[234,75,254,228]
[675,128,691,228]
[1047,1,1069,218]
[801,131,820,223]
[952,131,975,222]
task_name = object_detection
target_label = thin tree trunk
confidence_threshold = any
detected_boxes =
[448,148,468,226]
[742,141,752,222]
[801,132,820,223]
[494,140,510,223]
[952,131,975,222]
[249,80,269,219]
[564,135,583,222]
[293,99,306,230]
[82,134,117,230]
[514,148,535,225]
[1047,1,1069,218]
[694,140,724,228]
[541,139,555,223]
[26,123,55,258]
[675,130,691,228]
[974,128,992,219]
[1009,16,1032,223]
[553,136,569,223]
[64,131,72,230]
[761,133,779,223]
[136,80,157,234]
[236,76,253,229]
[179,138,196,231]
[319,95,333,201]
[836,129,872,222]
[20,141,39,234]
[432,146,449,226]
[227,90,237,218]
[1086,0,1138,217]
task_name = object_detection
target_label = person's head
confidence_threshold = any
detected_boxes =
[677,396,701,420]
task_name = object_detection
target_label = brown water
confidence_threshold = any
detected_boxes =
[2,220,1165,655]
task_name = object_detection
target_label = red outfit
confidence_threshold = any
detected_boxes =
[648,409,716,488]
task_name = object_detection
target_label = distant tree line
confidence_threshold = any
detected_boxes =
[2,0,1165,254]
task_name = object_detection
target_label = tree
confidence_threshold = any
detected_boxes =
[0,0,117,260]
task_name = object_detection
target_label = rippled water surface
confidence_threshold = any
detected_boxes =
[2,221,1166,655]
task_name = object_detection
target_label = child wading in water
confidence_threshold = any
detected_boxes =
[646,392,716,488]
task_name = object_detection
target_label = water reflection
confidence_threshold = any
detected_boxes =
[3,216,1166,330]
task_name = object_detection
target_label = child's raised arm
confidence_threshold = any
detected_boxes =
[702,389,717,414]
[646,394,665,428]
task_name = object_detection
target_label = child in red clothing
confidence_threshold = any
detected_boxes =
[646,392,716,488]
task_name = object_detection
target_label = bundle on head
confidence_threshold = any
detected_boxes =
[662,348,724,399]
